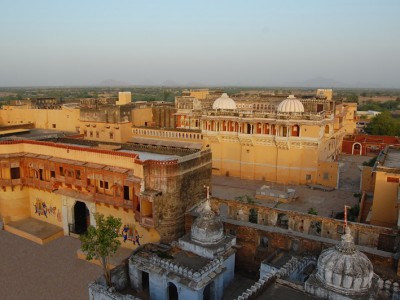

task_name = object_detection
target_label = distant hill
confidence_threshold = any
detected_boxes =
[98,79,130,86]
[161,80,180,87]
[284,76,382,89]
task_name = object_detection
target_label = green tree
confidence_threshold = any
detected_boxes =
[345,93,359,104]
[365,111,400,136]
[308,207,318,215]
[80,213,122,287]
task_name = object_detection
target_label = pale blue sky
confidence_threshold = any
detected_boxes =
[0,0,399,87]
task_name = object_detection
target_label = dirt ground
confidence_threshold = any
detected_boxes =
[212,154,371,217]
[0,231,101,300]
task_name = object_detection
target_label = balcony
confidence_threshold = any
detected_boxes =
[94,193,116,205]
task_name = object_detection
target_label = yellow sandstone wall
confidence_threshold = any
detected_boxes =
[132,108,153,127]
[0,107,80,132]
[0,186,30,222]
[371,171,400,227]
[316,161,339,188]
[95,204,160,250]
[361,167,375,193]
[29,189,63,227]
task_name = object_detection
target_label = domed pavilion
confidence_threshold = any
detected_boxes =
[277,94,305,113]
[305,226,379,299]
[212,93,237,110]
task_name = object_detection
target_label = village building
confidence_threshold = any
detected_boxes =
[342,134,400,156]
[368,146,400,228]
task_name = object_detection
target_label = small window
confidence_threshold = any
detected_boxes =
[90,131,93,137]
[10,167,20,179]
[52,124,56,128]
[104,181,109,189]
[50,170,56,178]
[59,167,64,176]
[99,180,104,188]
[123,186,130,200]
[260,236,269,248]
[109,132,114,139]
[96,131,99,138]
[323,172,329,180]
[306,174,311,181]
[76,170,81,180]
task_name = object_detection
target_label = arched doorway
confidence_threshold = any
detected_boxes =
[168,282,179,300]
[352,142,362,155]
[74,201,90,234]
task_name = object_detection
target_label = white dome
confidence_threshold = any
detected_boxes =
[212,93,237,110]
[191,200,224,245]
[315,227,373,296]
[277,95,304,113]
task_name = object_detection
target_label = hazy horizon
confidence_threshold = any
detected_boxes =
[1,0,399,88]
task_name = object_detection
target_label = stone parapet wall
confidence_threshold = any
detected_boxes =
[185,198,398,277]
[211,197,397,249]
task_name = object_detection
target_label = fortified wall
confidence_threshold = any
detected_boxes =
[185,197,399,277]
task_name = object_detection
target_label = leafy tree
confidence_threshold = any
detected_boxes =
[364,111,400,136]
[345,93,359,104]
[307,207,318,215]
[362,156,377,167]
[80,213,122,287]
[249,208,258,223]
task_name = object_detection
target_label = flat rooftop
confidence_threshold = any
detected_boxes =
[381,147,400,169]
[0,128,75,140]
[133,243,211,271]
[0,128,199,160]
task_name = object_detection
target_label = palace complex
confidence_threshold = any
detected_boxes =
[0,89,357,187]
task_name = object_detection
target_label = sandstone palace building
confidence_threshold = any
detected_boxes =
[171,89,357,187]
[0,133,211,246]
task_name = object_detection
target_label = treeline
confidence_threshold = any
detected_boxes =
[358,99,400,112]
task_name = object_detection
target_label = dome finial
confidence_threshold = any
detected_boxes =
[344,204,351,229]
[337,206,356,254]
[203,185,211,212]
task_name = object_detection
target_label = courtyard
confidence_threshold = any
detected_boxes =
[0,230,101,300]
[212,154,371,217]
